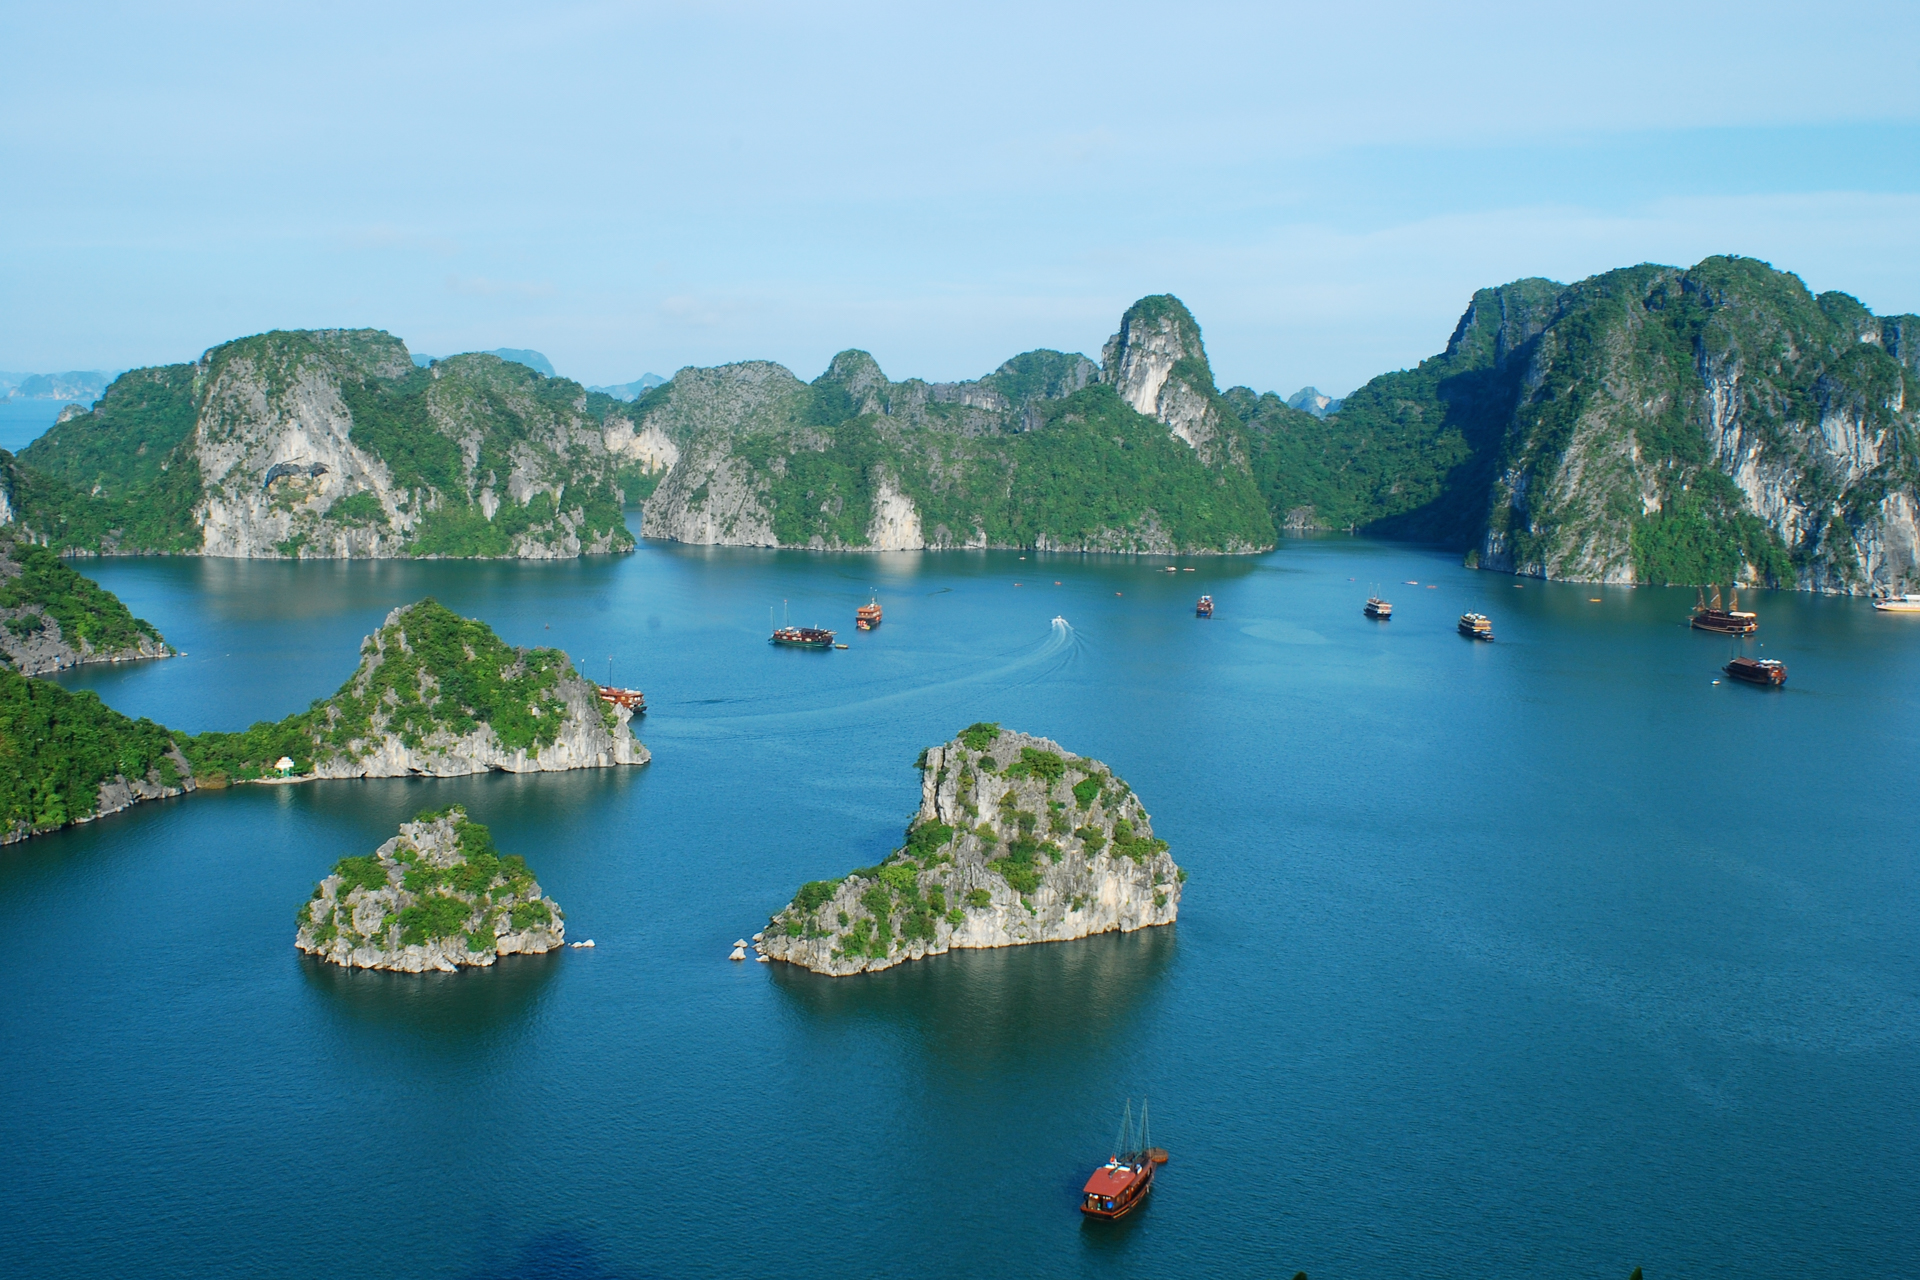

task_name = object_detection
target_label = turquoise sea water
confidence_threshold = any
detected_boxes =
[3,527,1917,1278]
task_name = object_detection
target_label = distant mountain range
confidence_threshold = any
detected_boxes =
[1,256,1914,592]
[1286,387,1342,418]
[1,371,119,402]
[588,374,665,401]
[408,348,556,377]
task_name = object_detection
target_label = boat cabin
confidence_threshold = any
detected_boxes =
[1082,1160,1153,1218]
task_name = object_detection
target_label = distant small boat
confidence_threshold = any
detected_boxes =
[1872,592,1920,613]
[772,626,836,649]
[1052,615,1068,627]
[856,596,883,630]
[1195,595,1214,618]
[1724,656,1786,686]
[833,643,849,649]
[1692,585,1758,635]
[1458,612,1493,641]
[1364,596,1391,620]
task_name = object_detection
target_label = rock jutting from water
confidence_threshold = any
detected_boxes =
[760,725,1183,976]
[295,807,564,972]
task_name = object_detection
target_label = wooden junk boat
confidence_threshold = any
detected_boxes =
[856,597,883,630]
[1195,595,1214,618]
[1365,595,1392,620]
[597,686,646,715]
[1082,1100,1167,1220]
[1458,612,1494,641]
[771,626,836,649]
[1724,656,1787,687]
[1692,585,1758,635]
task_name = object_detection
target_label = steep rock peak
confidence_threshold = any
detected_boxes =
[812,350,891,418]
[1101,294,1212,418]
[1443,277,1564,371]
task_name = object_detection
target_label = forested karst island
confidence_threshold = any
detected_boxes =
[2,254,1914,589]
[1,330,646,559]
[0,529,172,674]
[0,595,648,845]
[297,807,566,972]
[762,725,1182,976]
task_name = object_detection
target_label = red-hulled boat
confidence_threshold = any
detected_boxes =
[856,597,883,630]
[1081,1100,1167,1219]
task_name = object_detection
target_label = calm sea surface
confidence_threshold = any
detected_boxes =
[3,525,1916,1278]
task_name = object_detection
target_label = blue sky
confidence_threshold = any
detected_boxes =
[3,0,1917,396]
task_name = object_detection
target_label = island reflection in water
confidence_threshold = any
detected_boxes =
[300,948,563,1046]
[768,925,1177,1074]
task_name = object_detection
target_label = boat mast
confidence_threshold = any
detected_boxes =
[1140,1098,1151,1156]
[1113,1099,1134,1161]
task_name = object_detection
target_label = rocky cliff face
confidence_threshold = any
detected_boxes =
[296,808,565,972]
[1476,259,1920,592]
[633,303,1273,555]
[1100,295,1241,468]
[12,330,637,560]
[760,727,1181,976]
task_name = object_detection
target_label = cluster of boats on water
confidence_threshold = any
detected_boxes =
[1352,581,1797,686]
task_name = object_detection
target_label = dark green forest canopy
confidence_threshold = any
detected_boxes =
[0,667,181,839]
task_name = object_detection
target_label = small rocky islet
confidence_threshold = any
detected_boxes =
[760,724,1183,976]
[296,807,564,972]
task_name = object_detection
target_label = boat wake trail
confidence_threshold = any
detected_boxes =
[666,622,1082,738]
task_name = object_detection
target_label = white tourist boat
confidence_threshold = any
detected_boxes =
[1872,593,1920,613]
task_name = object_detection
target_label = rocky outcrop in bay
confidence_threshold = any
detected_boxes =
[184,599,650,783]
[0,532,173,675]
[761,726,1182,976]
[296,808,565,971]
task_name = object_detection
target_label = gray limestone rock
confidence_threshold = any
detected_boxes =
[761,727,1182,976]
[295,807,565,971]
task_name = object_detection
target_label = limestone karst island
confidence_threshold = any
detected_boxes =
[0,595,647,845]
[760,725,1183,976]
[297,807,565,972]
[4,256,1916,592]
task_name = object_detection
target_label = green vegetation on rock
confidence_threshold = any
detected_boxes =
[0,666,184,843]
[298,807,564,970]
[182,598,577,781]
[8,331,636,560]
[0,532,167,663]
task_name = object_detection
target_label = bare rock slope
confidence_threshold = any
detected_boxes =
[296,807,565,972]
[761,725,1182,976]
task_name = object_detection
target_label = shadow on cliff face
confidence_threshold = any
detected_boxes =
[766,925,1178,1072]
[299,946,562,1045]
[462,1231,653,1280]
